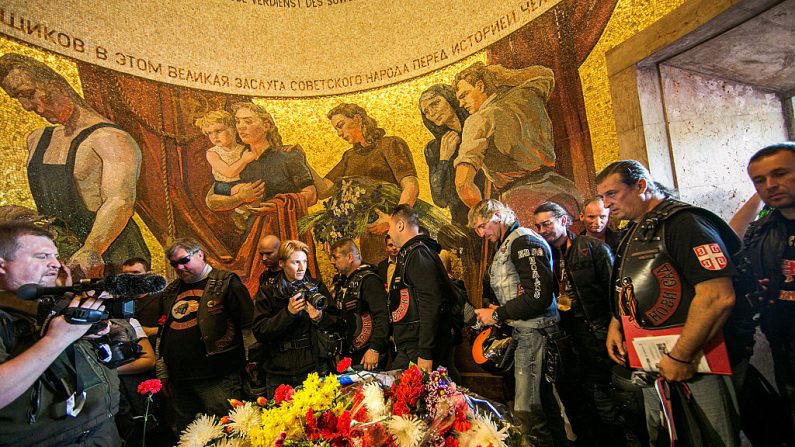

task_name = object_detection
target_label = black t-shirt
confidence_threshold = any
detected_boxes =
[664,211,737,286]
[134,294,163,328]
[162,277,247,380]
[779,219,795,301]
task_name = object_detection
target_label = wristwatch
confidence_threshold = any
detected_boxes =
[492,307,502,326]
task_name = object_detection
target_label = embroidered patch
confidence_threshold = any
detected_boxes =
[693,244,727,271]
[645,262,682,326]
[391,288,410,322]
[782,259,795,283]
[352,313,373,350]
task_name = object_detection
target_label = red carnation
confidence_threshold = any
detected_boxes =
[306,408,320,440]
[453,406,470,432]
[273,384,295,404]
[318,411,338,440]
[445,435,460,447]
[336,357,352,373]
[392,400,410,416]
[136,379,162,396]
[337,410,352,437]
[157,315,167,326]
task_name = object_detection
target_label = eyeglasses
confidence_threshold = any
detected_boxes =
[169,250,198,267]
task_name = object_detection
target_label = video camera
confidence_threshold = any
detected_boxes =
[17,272,167,325]
[288,280,328,311]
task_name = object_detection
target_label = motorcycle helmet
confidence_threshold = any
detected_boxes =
[471,326,516,375]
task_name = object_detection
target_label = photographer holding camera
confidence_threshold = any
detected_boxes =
[0,222,122,446]
[252,240,339,396]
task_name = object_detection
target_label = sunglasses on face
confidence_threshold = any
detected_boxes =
[170,250,197,267]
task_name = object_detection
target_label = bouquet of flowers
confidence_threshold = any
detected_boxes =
[298,177,468,247]
[178,361,518,447]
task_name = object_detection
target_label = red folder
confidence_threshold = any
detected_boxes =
[621,315,732,375]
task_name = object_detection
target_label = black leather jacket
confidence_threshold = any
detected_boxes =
[558,232,614,329]
[739,209,788,306]
[252,273,337,376]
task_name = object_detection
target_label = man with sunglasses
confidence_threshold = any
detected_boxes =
[155,239,254,432]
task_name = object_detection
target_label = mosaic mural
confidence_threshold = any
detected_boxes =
[0,0,688,298]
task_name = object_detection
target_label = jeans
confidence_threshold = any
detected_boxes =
[170,371,243,431]
[513,325,565,447]
[642,374,739,447]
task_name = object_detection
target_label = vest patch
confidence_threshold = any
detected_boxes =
[693,243,727,271]
[352,312,373,350]
[391,288,410,322]
[646,262,682,326]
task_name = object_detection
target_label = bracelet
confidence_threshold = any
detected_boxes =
[666,352,692,364]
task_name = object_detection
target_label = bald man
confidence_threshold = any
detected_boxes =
[257,235,281,291]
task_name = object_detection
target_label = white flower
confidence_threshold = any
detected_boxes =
[362,382,388,419]
[227,402,260,438]
[386,415,426,447]
[178,414,223,447]
[459,413,509,447]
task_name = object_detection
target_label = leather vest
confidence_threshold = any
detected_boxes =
[490,226,558,328]
[335,265,379,351]
[614,200,739,329]
[160,269,243,357]
[388,240,428,326]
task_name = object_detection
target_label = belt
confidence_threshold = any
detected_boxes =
[278,337,311,352]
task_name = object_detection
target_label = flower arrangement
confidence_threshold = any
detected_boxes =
[298,177,468,247]
[178,362,518,447]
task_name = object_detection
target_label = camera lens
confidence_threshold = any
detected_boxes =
[308,293,327,311]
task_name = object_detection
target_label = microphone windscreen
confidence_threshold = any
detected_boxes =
[104,273,167,297]
[16,283,39,300]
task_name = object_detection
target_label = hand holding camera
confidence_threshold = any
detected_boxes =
[287,292,306,315]
[43,294,106,347]
[286,281,328,317]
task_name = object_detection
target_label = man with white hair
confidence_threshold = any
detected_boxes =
[469,199,562,447]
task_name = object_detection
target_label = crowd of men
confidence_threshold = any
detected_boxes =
[1,142,795,446]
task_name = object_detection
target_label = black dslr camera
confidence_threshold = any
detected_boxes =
[290,281,328,311]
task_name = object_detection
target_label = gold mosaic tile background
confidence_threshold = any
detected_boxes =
[0,0,686,275]
[580,0,687,172]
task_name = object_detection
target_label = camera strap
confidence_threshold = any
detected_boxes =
[63,345,86,417]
